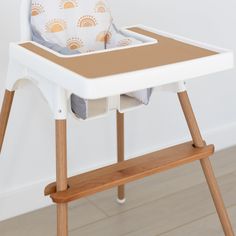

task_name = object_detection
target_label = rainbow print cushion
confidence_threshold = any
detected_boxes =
[31,0,142,53]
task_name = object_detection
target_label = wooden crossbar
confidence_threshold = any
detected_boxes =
[45,142,214,203]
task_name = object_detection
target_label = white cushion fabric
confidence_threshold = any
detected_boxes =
[31,0,141,53]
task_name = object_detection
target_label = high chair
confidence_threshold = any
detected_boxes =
[0,0,235,235]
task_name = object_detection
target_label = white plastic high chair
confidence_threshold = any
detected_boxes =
[0,0,235,235]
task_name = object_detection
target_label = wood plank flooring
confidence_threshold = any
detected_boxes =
[0,146,235,236]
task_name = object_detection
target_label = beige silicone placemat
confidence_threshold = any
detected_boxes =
[20,27,217,79]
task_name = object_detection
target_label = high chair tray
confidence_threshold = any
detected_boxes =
[10,25,234,99]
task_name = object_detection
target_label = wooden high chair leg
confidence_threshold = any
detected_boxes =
[178,91,234,236]
[55,120,68,236]
[116,111,125,203]
[0,90,15,153]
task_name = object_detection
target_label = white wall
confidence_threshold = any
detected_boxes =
[0,0,236,221]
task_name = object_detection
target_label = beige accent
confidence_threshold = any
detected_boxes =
[31,3,44,16]
[59,0,79,9]
[87,98,107,118]
[120,95,142,110]
[66,38,83,50]
[95,1,107,13]
[77,16,97,28]
[46,20,67,33]
[20,27,217,79]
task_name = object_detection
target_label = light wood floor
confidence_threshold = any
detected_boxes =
[1,146,236,236]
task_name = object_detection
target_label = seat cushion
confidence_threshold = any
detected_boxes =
[31,0,113,53]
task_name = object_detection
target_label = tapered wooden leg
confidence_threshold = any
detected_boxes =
[178,91,234,236]
[56,120,68,236]
[0,90,15,153]
[116,111,125,203]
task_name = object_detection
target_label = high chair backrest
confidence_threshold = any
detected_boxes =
[20,0,32,41]
[19,0,142,53]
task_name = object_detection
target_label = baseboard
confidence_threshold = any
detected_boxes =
[0,160,116,222]
[0,121,236,221]
[203,121,236,151]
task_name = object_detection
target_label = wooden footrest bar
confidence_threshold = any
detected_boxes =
[45,142,214,203]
